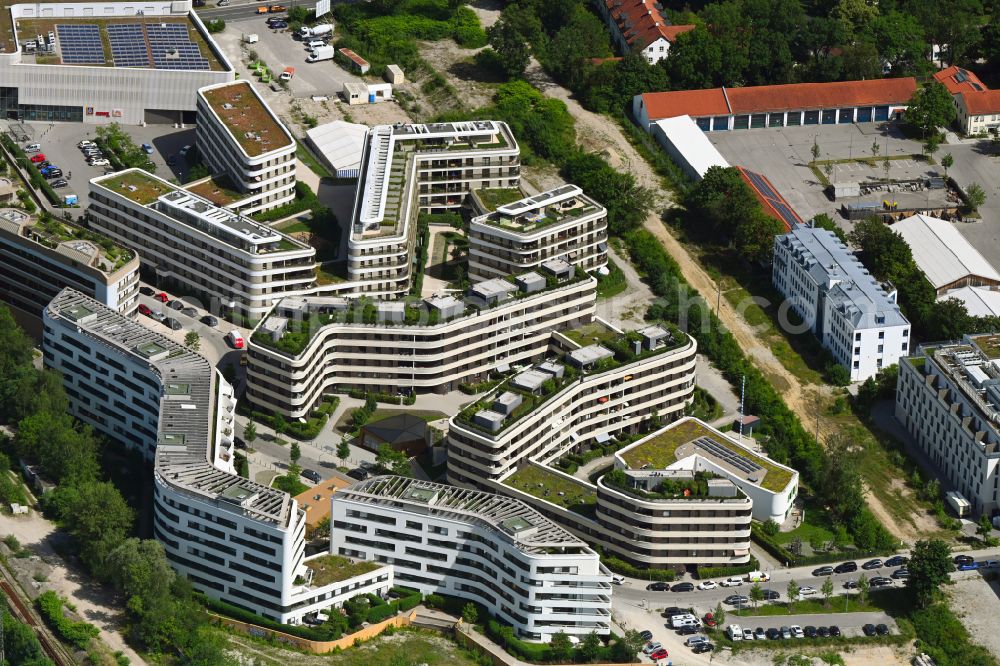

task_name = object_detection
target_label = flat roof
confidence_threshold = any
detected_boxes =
[306,120,367,175]
[653,116,729,179]
[199,81,294,157]
[894,214,1000,290]
[293,476,351,528]
[0,210,136,276]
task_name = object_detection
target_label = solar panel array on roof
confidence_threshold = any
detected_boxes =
[57,24,105,64]
[693,436,763,475]
[146,23,209,70]
[107,24,150,67]
[738,167,803,231]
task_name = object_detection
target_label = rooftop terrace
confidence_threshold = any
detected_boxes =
[503,464,597,519]
[0,210,135,274]
[304,554,381,587]
[617,418,796,493]
[473,185,604,235]
[200,81,294,157]
[97,169,176,205]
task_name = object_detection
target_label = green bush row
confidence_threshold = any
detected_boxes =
[600,551,677,581]
[347,389,416,406]
[37,591,99,650]
[1,135,62,206]
[750,524,886,567]
[697,556,760,580]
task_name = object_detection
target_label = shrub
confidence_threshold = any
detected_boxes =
[37,591,99,650]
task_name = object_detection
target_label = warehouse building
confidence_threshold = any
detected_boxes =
[0,1,233,124]
[650,115,729,180]
[893,214,1000,296]
[305,120,368,178]
[633,78,917,131]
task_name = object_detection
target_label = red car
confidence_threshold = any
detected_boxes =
[650,649,668,661]
[138,304,152,316]
[155,292,169,303]
[702,612,717,627]
[30,153,46,163]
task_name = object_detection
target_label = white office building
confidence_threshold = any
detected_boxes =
[195,81,297,215]
[246,264,596,418]
[773,226,910,381]
[896,335,1000,517]
[87,169,316,322]
[468,185,608,281]
[0,2,233,125]
[43,289,392,624]
[331,475,612,642]
[0,208,139,318]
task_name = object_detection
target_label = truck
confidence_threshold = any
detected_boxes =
[746,571,770,583]
[299,23,333,39]
[280,66,295,81]
[946,491,971,518]
[306,45,334,63]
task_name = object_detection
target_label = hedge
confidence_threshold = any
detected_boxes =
[600,551,677,581]
[36,591,99,650]
[751,524,887,568]
[698,556,759,580]
[347,389,416,406]
[199,594,339,641]
[1,135,62,206]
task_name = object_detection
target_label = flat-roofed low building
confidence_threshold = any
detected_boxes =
[469,184,608,281]
[195,80,297,215]
[331,475,612,642]
[892,214,1000,296]
[0,208,139,318]
[88,169,316,322]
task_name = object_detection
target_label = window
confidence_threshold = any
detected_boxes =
[902,342,908,352]
[853,361,860,369]
[878,331,884,339]
[855,332,861,341]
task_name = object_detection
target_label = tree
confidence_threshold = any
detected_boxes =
[857,574,870,606]
[487,18,530,79]
[549,631,573,661]
[736,209,786,264]
[809,535,826,553]
[871,140,880,159]
[977,514,994,542]
[461,602,478,624]
[821,577,834,606]
[713,601,726,624]
[46,481,134,579]
[906,81,957,137]
[907,538,953,607]
[273,413,287,437]
[375,444,411,476]
[344,596,369,628]
[749,582,764,609]
[940,152,954,179]
[337,439,351,467]
[580,630,602,662]
[812,137,821,163]
[244,419,257,447]
[184,331,200,350]
[787,579,800,608]
[613,630,645,661]
[290,441,301,465]
[966,183,987,211]
[761,520,780,537]
[923,135,941,156]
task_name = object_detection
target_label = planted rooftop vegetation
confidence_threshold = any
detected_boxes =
[186,175,244,206]
[202,82,291,157]
[475,187,525,211]
[504,464,597,517]
[304,555,381,587]
[602,467,739,501]
[99,170,174,205]
[25,215,135,272]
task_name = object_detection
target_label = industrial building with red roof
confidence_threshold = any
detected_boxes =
[933,66,1000,135]
[634,77,917,131]
[595,0,695,64]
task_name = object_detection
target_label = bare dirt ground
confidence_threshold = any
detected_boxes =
[0,512,146,664]
[946,574,1000,658]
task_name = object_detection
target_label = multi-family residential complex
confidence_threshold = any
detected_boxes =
[468,185,608,281]
[194,81,297,215]
[331,476,612,641]
[896,335,1000,517]
[593,0,695,64]
[342,121,520,298]
[87,169,316,322]
[43,289,392,624]
[246,263,596,418]
[0,2,233,125]
[447,323,697,486]
[773,226,910,381]
[0,208,139,318]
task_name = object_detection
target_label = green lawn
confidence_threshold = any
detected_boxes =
[504,464,597,513]
[595,259,627,299]
[562,321,620,347]
[295,143,333,179]
[475,187,524,210]
[305,555,381,586]
[773,508,841,547]
[733,597,878,617]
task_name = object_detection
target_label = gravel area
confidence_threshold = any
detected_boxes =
[946,573,1000,658]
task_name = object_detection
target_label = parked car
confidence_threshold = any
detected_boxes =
[829,626,841,637]
[29,153,46,163]
[138,304,152,316]
[753,627,765,640]
[953,554,974,566]
[166,155,177,166]
[843,580,858,589]
[765,628,780,640]
[164,317,182,330]
[697,581,717,591]
[50,179,68,188]
[671,582,694,593]
[870,577,893,588]
[798,586,817,597]
[646,582,670,591]
[139,286,155,296]
[77,140,95,149]
[89,158,110,167]
[37,161,51,169]
[693,642,714,653]
[660,607,685,618]
[818,626,830,637]
[649,649,668,661]
[885,555,908,567]
[233,437,246,450]
[876,624,889,636]
[179,145,192,158]
[804,626,817,638]
[611,575,625,585]
[301,469,322,483]
[862,559,883,570]
[812,566,834,577]
[43,169,63,179]
[269,4,287,11]
[891,568,910,579]
[790,625,804,639]
[638,630,653,642]
[834,561,858,574]
[347,467,370,481]
[642,642,663,655]
[149,310,167,322]
[141,143,154,154]
[862,624,878,637]
[780,626,792,639]
[676,625,699,636]
[256,6,269,13]
[702,612,717,627]
[168,299,185,310]
[200,315,219,327]
[761,589,780,600]
[24,143,41,153]
[721,577,744,587]
[958,562,981,571]
[217,0,230,5]
[269,19,287,28]
[723,595,749,606]
[741,628,754,641]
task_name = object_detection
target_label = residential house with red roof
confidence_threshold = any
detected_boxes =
[633,78,917,131]
[933,66,1000,135]
[595,0,695,64]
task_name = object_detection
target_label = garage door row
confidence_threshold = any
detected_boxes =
[695,105,899,131]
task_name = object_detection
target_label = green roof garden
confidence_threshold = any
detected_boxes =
[98,170,175,205]
[475,187,526,212]
[21,214,136,273]
[971,334,1000,360]
[201,82,293,158]
[305,555,382,587]
[504,464,597,518]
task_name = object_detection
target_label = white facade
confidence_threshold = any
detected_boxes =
[0,208,139,317]
[43,289,392,624]
[246,269,597,418]
[468,185,608,281]
[773,226,910,381]
[895,336,1000,517]
[651,116,729,181]
[0,2,233,125]
[331,476,612,642]
[87,169,316,322]
[196,81,297,215]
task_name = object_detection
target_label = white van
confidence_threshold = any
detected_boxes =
[747,570,770,582]
[673,618,699,629]
[306,40,326,50]
[726,624,743,641]
[24,143,41,153]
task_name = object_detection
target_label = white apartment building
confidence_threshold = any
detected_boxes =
[594,0,695,64]
[896,335,1000,517]
[447,323,697,486]
[468,185,608,281]
[331,475,612,642]
[43,289,392,624]
[338,121,520,298]
[0,1,233,125]
[0,208,139,318]
[195,81,297,215]
[87,169,316,323]
[246,264,596,418]
[773,226,910,381]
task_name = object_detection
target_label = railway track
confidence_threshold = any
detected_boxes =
[0,571,76,666]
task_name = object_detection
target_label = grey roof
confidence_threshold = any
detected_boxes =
[363,413,427,445]
[778,227,908,330]
[338,475,591,554]
[46,289,293,526]
[471,277,516,300]
[512,368,550,392]
[567,344,615,367]
[893,214,1000,290]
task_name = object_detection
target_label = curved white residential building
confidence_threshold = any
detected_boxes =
[43,289,391,624]
[246,267,596,418]
[331,475,612,642]
[195,81,297,215]
[447,324,698,486]
[87,169,316,322]
[469,185,608,281]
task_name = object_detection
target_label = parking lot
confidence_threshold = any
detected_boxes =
[708,123,1000,267]
[211,16,366,98]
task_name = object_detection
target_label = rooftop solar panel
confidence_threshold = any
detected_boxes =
[692,436,763,475]
[108,23,151,67]
[57,23,105,64]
